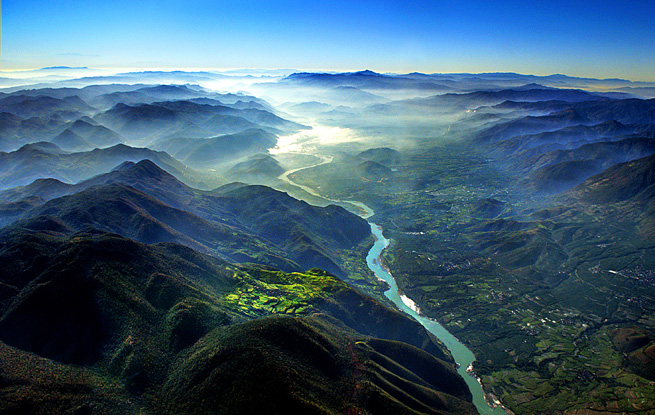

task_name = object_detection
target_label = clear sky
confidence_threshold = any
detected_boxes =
[2,0,655,81]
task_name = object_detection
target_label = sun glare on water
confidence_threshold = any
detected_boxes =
[270,125,360,155]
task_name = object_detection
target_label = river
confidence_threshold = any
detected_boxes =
[367,223,508,415]
[278,154,508,415]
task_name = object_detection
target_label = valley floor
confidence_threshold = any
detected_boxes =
[287,141,655,415]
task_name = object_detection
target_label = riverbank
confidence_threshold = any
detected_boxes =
[277,154,509,415]
[366,222,509,415]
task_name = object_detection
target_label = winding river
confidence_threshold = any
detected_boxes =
[367,223,508,415]
[278,155,508,415]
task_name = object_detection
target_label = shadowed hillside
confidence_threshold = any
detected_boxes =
[0,230,475,414]
[1,160,372,277]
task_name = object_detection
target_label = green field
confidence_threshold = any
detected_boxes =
[288,139,655,414]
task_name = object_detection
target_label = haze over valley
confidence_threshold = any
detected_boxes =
[0,66,655,414]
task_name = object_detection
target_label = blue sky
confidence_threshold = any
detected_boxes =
[2,0,655,81]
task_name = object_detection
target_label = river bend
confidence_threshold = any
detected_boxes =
[278,155,508,415]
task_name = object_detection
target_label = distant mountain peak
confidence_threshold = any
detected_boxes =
[514,83,554,90]
[18,141,64,154]
[0,111,22,121]
[71,118,93,128]
[108,102,131,111]
[94,143,131,153]
[32,177,69,186]
[110,158,173,181]
[77,115,100,126]
[111,160,137,172]
[352,70,381,76]
[52,128,90,151]
[77,158,191,195]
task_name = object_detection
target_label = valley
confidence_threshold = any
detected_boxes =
[280,153,508,414]
[268,71,655,413]
[288,139,655,414]
[1,68,655,414]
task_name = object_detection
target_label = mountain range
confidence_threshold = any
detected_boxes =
[0,228,475,414]
[0,83,306,153]
[2,69,655,414]
[1,159,372,278]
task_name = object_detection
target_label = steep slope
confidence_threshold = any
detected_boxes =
[612,327,655,381]
[571,153,655,204]
[51,128,91,151]
[0,113,73,152]
[516,137,655,193]
[227,154,285,180]
[492,120,633,155]
[67,118,125,148]
[214,183,371,276]
[0,159,217,213]
[10,183,298,271]
[0,85,296,152]
[0,143,191,189]
[357,147,402,166]
[2,160,371,277]
[513,137,655,173]
[170,129,278,168]
[425,87,603,110]
[0,177,74,203]
[570,98,655,125]
[94,101,306,146]
[476,109,589,143]
[530,159,598,193]
[162,314,474,415]
[0,178,75,227]
[93,102,186,144]
[88,85,271,111]
[0,112,24,151]
[0,230,475,414]
[358,160,394,180]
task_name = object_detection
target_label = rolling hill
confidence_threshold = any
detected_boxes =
[154,129,278,168]
[0,142,191,189]
[94,100,306,146]
[0,229,475,414]
[571,153,655,204]
[2,160,371,277]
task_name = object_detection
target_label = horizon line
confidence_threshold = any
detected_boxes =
[1,66,654,84]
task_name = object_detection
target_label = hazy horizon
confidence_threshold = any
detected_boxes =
[2,1,655,82]
[2,7,655,413]
[2,66,655,93]
[1,66,654,82]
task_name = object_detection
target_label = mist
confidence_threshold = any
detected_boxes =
[1,67,654,194]
[3,67,655,414]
